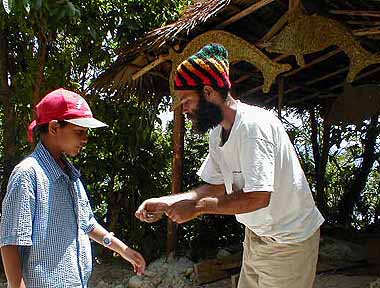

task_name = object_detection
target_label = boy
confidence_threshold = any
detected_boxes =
[0,88,145,288]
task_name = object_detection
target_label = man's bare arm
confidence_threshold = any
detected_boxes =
[135,184,225,222]
[166,191,271,224]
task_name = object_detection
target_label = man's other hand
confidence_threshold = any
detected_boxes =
[135,198,169,223]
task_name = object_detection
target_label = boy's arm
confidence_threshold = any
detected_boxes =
[88,224,145,275]
[1,245,26,288]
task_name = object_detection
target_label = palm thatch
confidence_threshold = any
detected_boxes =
[118,0,231,57]
[93,0,380,118]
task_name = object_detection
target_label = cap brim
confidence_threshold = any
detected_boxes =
[64,117,108,128]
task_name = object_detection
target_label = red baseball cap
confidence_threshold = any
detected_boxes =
[28,88,107,142]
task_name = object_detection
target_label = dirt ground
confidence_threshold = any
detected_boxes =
[88,261,380,288]
[0,261,377,287]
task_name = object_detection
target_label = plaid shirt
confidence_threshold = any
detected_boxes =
[0,142,97,287]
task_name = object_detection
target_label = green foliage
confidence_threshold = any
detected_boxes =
[283,109,380,230]
[74,95,173,260]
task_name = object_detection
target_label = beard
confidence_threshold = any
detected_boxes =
[187,94,223,134]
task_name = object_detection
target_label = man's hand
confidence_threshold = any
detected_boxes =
[135,198,169,223]
[166,199,201,224]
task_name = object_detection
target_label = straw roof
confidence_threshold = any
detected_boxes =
[93,0,380,117]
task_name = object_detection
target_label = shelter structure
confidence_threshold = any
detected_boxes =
[93,0,380,254]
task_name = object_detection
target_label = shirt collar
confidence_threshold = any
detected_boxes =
[33,142,81,181]
[215,100,242,146]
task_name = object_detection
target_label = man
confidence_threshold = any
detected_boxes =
[135,44,324,288]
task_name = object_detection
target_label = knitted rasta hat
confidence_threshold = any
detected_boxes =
[174,43,231,91]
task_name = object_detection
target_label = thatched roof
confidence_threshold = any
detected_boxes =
[93,0,380,117]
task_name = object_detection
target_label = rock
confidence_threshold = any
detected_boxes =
[216,249,231,259]
[127,257,194,288]
[319,236,366,263]
[370,278,380,288]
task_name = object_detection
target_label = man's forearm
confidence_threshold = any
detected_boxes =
[164,184,225,205]
[1,245,26,288]
[196,191,271,215]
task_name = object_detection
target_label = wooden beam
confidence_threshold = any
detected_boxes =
[166,107,185,256]
[329,10,380,18]
[278,78,284,119]
[132,54,171,81]
[264,67,348,104]
[217,0,275,29]
[194,253,242,285]
[258,10,290,45]
[289,0,300,10]
[284,67,348,95]
[282,49,342,78]
[353,27,380,37]
[347,20,380,26]
[288,66,380,105]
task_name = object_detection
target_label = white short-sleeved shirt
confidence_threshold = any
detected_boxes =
[198,101,324,243]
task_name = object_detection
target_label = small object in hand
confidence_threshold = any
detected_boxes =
[144,210,164,220]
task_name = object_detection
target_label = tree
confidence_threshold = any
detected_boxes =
[0,1,189,260]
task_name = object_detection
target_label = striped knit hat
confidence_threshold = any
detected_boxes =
[174,43,231,91]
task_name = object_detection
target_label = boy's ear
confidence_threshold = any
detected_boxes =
[48,120,60,135]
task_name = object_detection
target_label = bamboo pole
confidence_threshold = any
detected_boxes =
[132,54,171,81]
[217,0,275,29]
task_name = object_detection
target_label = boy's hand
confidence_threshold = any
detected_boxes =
[135,198,168,223]
[121,247,146,276]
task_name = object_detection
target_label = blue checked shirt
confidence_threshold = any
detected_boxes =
[0,142,97,287]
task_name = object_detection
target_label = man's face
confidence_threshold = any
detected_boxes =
[175,89,223,134]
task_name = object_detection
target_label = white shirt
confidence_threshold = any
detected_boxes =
[198,101,324,243]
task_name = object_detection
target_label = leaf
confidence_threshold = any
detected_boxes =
[2,0,12,14]
[35,0,42,9]
[23,0,30,13]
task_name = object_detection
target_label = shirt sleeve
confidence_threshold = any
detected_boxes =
[197,150,224,185]
[76,181,97,234]
[240,137,275,193]
[0,166,36,247]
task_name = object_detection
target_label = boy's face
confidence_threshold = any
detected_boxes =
[55,123,89,157]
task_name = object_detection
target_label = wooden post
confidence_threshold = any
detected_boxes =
[278,78,284,119]
[166,106,185,257]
